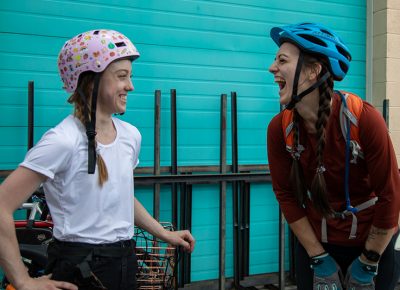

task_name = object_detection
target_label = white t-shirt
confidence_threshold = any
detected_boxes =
[20,115,141,244]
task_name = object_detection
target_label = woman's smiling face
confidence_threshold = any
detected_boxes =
[269,42,313,106]
[97,59,134,115]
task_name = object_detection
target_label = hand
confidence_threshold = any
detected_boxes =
[344,257,377,290]
[310,252,343,290]
[163,230,195,253]
[17,274,78,290]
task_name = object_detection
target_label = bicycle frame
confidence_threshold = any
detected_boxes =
[1,199,52,289]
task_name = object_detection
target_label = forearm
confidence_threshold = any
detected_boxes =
[289,216,325,257]
[362,225,396,260]
[0,203,30,288]
[0,167,47,288]
[134,197,167,240]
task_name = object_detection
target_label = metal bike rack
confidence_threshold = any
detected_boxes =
[0,86,289,290]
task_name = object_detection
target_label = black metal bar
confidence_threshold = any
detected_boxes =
[180,273,279,290]
[289,228,296,283]
[135,172,271,185]
[0,169,271,184]
[26,81,35,214]
[170,89,179,290]
[27,81,34,150]
[278,103,286,290]
[277,197,285,284]
[243,181,250,276]
[185,182,193,284]
[219,94,227,290]
[239,181,245,279]
[179,181,187,287]
[171,89,178,229]
[153,90,161,221]
[278,209,286,290]
[0,167,270,184]
[231,92,241,288]
[136,164,270,174]
[383,99,389,128]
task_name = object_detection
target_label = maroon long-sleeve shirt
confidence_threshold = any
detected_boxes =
[267,92,400,246]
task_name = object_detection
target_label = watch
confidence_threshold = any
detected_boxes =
[362,248,381,263]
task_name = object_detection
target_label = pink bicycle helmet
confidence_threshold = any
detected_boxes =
[58,29,140,92]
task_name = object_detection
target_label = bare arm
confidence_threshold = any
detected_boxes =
[361,226,396,263]
[289,216,325,257]
[134,197,195,252]
[0,167,77,290]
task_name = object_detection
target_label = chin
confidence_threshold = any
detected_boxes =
[117,105,127,113]
[279,97,290,106]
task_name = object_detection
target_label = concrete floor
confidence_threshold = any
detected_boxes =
[262,283,400,290]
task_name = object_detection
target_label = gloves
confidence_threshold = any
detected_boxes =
[310,252,343,290]
[344,257,377,290]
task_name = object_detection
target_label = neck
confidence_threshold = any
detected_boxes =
[96,114,113,132]
[294,90,320,133]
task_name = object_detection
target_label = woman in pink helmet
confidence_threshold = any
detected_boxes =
[0,29,195,290]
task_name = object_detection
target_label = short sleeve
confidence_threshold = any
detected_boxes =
[20,128,74,179]
[132,127,142,170]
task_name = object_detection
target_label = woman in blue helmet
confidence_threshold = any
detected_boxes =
[267,23,400,289]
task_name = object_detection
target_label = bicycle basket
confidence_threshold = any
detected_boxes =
[134,222,177,290]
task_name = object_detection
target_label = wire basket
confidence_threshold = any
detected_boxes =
[134,222,177,290]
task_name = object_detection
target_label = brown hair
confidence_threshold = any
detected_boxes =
[67,72,109,186]
[290,54,334,217]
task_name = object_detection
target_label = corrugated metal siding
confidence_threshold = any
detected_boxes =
[0,0,366,282]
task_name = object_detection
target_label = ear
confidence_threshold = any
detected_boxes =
[309,63,322,81]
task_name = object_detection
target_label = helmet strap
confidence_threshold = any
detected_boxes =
[285,53,304,110]
[79,73,102,174]
[285,53,330,110]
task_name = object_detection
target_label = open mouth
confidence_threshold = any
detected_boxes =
[119,94,127,102]
[275,77,286,91]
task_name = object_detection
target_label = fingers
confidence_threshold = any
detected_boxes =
[53,281,78,290]
[18,277,78,290]
[37,275,77,290]
[176,230,196,253]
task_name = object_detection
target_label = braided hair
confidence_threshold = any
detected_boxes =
[67,72,109,186]
[290,54,334,217]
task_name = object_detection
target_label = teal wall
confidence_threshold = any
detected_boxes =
[0,0,366,283]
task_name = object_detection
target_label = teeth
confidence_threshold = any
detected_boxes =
[275,78,286,90]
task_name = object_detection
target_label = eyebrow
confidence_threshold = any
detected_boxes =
[277,53,288,58]
[113,69,130,74]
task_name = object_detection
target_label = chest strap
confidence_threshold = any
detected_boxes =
[321,197,378,243]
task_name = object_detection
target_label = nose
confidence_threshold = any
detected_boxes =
[268,60,278,74]
[126,78,134,91]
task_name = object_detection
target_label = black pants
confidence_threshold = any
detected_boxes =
[295,231,400,290]
[46,239,138,290]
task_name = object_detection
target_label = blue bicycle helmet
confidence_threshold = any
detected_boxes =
[270,23,351,81]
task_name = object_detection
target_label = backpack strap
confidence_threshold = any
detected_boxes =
[282,110,304,159]
[338,91,364,163]
[282,91,364,162]
[282,109,294,151]
[321,197,378,243]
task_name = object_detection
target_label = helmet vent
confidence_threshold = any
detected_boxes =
[336,45,351,61]
[320,29,334,37]
[115,42,127,47]
[93,30,100,35]
[299,34,327,47]
[339,61,349,74]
